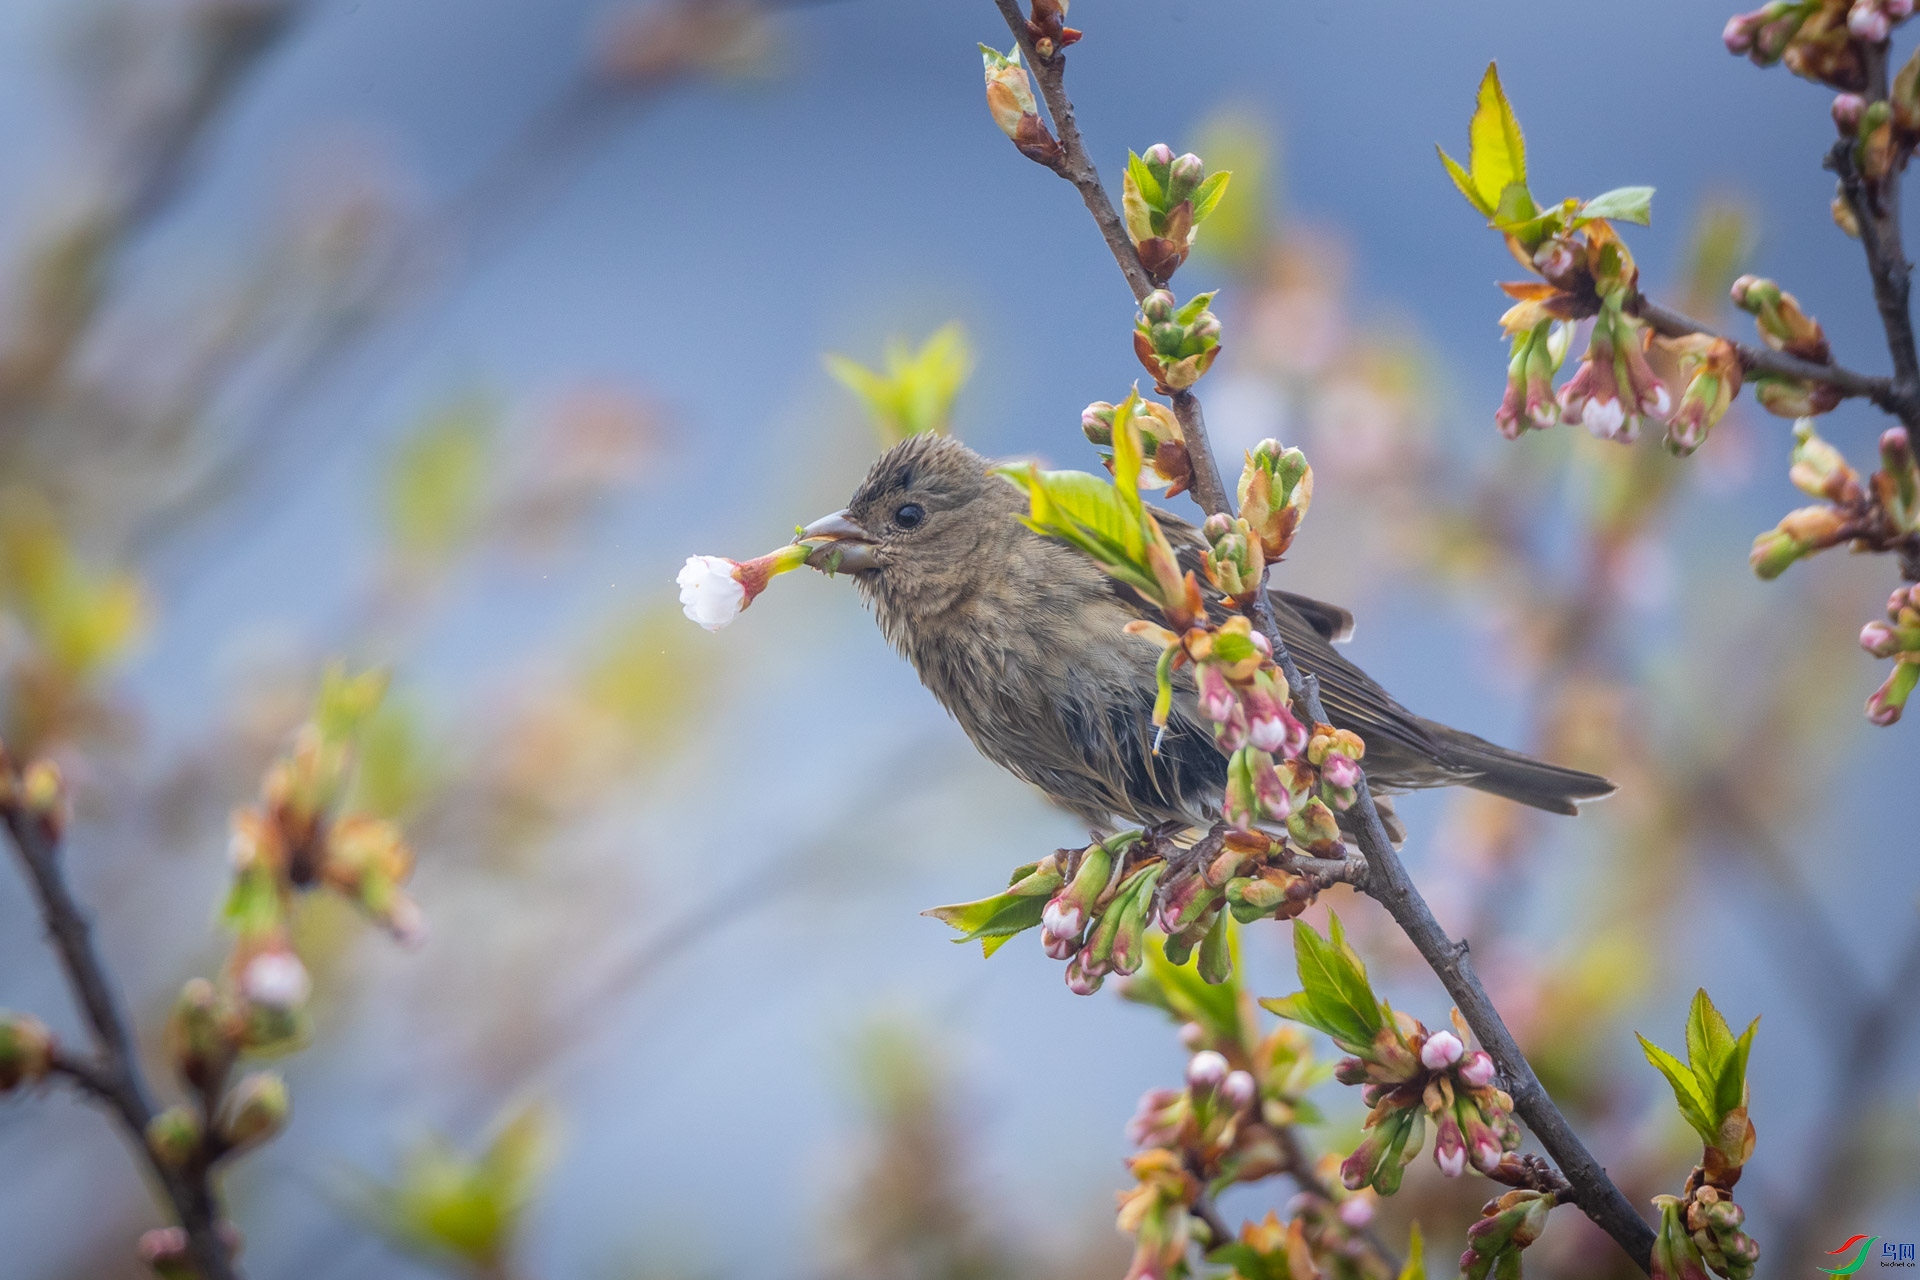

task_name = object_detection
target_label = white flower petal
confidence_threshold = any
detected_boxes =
[677,555,747,631]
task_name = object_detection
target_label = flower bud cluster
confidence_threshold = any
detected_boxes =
[1730,274,1844,419]
[1201,514,1263,597]
[1460,1190,1556,1280]
[1495,320,1571,439]
[1083,395,1192,495]
[1116,1147,1201,1280]
[1724,0,1875,90]
[1749,419,1869,579]
[1747,420,1920,632]
[1279,1183,1391,1280]
[1493,221,1680,445]
[1037,835,1164,995]
[1677,1186,1761,1280]
[1122,144,1232,284]
[1332,1018,1519,1195]
[1863,584,1920,723]
[1559,292,1671,444]
[1235,439,1312,561]
[1133,289,1222,392]
[979,44,1063,169]
[1663,335,1744,456]
[1126,1050,1276,1178]
[148,666,422,1186]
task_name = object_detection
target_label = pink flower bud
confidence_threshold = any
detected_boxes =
[1723,13,1757,54]
[1433,1116,1467,1177]
[1178,1021,1205,1049]
[1222,1069,1257,1111]
[1042,927,1079,960]
[1338,1197,1376,1229]
[1065,948,1105,995]
[1322,753,1362,790]
[1042,897,1085,941]
[1849,0,1892,42]
[1196,663,1238,724]
[1339,1137,1380,1191]
[1862,620,1902,657]
[1246,691,1307,757]
[1253,761,1293,821]
[1420,1030,1464,1070]
[1834,93,1867,133]
[1458,1050,1496,1088]
[1186,1049,1229,1090]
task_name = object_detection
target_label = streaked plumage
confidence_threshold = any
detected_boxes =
[805,433,1613,831]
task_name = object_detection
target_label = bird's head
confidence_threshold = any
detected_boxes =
[798,432,1028,621]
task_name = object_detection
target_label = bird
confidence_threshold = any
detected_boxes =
[797,431,1613,836]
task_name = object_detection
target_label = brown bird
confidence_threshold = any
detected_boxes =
[799,432,1613,834]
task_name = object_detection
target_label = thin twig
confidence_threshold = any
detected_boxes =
[988,4,1656,1269]
[1630,297,1897,410]
[1828,42,1920,429]
[0,804,240,1280]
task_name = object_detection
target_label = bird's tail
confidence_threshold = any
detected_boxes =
[1420,720,1617,816]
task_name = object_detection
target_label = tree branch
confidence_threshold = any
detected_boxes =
[0,801,240,1280]
[1828,41,1920,429]
[989,4,1656,1269]
[1629,296,1898,410]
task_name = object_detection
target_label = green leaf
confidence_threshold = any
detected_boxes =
[1437,145,1492,216]
[1685,987,1734,1080]
[1188,169,1232,224]
[922,889,1049,951]
[1491,181,1539,229]
[1127,150,1165,207]
[1398,1222,1425,1280]
[1174,290,1218,326]
[1211,630,1258,666]
[1467,62,1526,210]
[1580,185,1655,227]
[1206,1242,1273,1280]
[1637,1033,1718,1144]
[1715,1017,1760,1123]
[994,465,1159,597]
[1121,165,1154,243]
[1262,913,1384,1051]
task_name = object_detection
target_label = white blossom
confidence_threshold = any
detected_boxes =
[677,555,746,631]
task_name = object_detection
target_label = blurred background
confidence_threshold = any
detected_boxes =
[0,0,1915,1277]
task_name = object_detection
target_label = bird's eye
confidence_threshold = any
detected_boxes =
[893,502,925,530]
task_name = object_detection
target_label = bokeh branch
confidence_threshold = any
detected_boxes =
[989,3,1657,1269]
[1,767,238,1280]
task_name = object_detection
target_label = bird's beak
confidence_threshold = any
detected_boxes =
[798,509,877,574]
